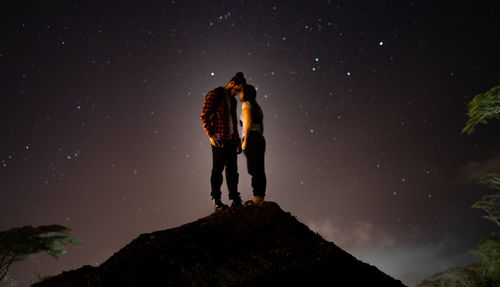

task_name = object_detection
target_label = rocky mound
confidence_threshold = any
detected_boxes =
[34,202,406,286]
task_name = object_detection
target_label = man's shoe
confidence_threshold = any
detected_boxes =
[253,196,265,205]
[231,197,243,207]
[213,198,228,211]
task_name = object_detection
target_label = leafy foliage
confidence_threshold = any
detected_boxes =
[478,173,500,191]
[471,173,500,227]
[414,263,484,287]
[0,225,80,283]
[472,194,500,227]
[471,236,500,284]
[462,86,500,135]
[415,237,500,287]
[416,88,500,286]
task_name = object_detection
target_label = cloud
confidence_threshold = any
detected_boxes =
[307,218,395,248]
[456,145,500,184]
[306,219,477,287]
[357,237,476,287]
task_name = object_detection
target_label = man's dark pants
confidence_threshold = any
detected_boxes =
[211,139,240,200]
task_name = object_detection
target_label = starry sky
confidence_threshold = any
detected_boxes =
[2,1,500,286]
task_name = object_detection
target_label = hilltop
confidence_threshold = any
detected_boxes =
[34,202,406,286]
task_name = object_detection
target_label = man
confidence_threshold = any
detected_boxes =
[201,72,246,210]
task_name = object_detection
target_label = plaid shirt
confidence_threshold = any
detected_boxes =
[201,87,239,141]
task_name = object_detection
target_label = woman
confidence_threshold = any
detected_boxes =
[240,84,267,205]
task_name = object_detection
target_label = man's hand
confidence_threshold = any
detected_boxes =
[209,135,223,148]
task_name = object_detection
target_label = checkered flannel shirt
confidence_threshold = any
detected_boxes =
[200,87,239,140]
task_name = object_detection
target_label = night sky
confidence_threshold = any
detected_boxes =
[2,1,500,286]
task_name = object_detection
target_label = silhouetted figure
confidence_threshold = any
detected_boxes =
[201,72,246,210]
[239,84,266,205]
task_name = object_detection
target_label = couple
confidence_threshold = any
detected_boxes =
[200,72,266,211]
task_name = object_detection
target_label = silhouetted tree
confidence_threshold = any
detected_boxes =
[471,236,500,284]
[472,173,500,227]
[462,86,500,135]
[0,225,80,283]
[415,87,500,287]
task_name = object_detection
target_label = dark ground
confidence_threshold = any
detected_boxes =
[33,201,405,287]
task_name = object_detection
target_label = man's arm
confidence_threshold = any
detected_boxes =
[200,92,216,138]
[201,92,223,147]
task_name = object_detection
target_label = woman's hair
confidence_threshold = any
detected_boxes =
[243,84,263,123]
[230,72,247,86]
[242,84,257,102]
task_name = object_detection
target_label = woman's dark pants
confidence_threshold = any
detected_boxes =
[244,131,266,197]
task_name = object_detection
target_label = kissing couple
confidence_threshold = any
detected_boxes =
[200,72,267,210]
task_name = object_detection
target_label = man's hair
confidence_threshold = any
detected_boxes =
[230,72,246,86]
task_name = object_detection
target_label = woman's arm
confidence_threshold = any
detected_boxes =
[241,106,252,150]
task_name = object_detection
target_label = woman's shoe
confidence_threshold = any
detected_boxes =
[252,196,265,205]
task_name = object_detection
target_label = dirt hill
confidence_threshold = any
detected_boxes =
[34,202,406,287]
